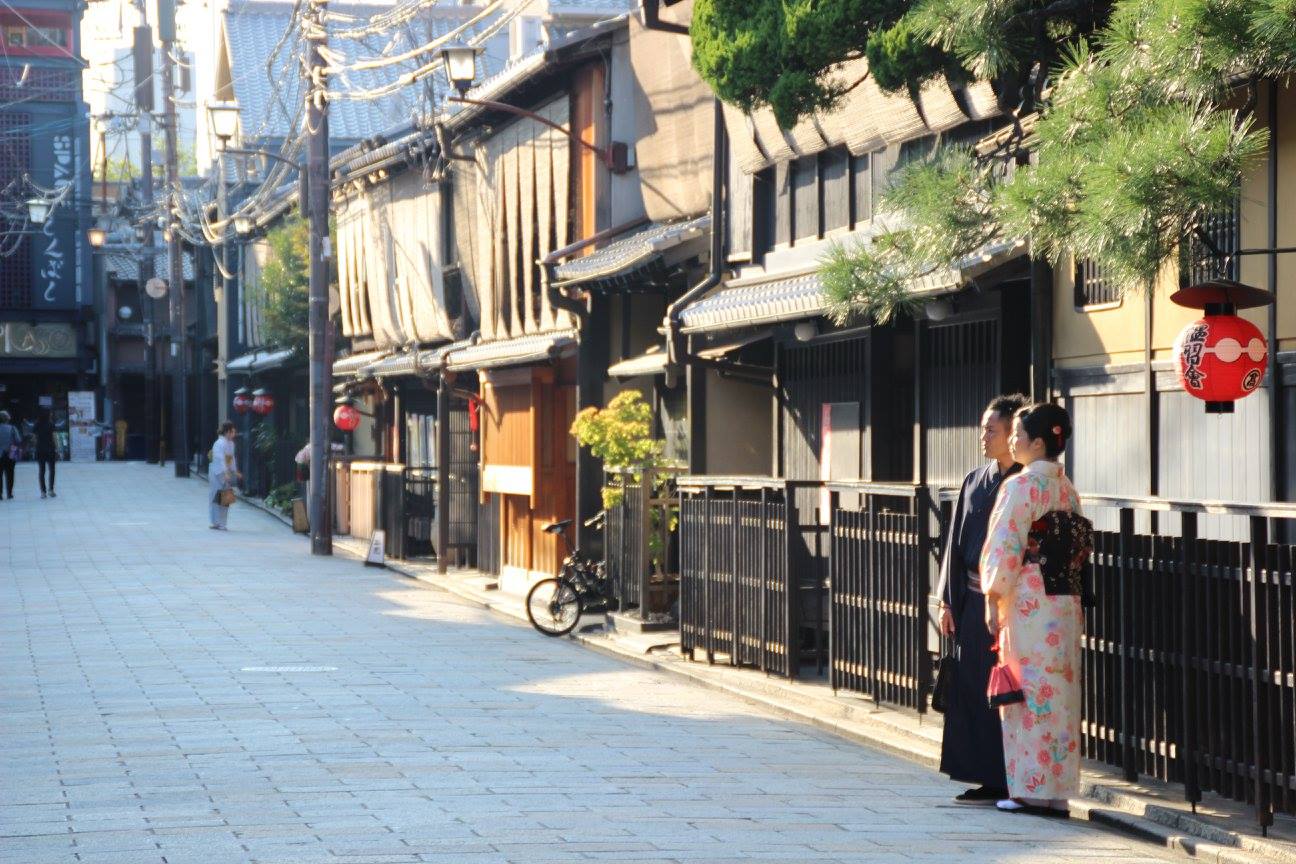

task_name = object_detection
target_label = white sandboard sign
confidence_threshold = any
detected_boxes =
[365,530,386,568]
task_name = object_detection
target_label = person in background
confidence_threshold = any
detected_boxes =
[981,402,1084,816]
[935,393,1027,804]
[209,421,241,530]
[34,410,57,498]
[0,410,20,500]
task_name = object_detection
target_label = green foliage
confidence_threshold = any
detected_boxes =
[817,0,1292,316]
[264,482,297,515]
[255,217,310,355]
[691,0,912,128]
[250,421,277,456]
[570,390,664,510]
[864,15,961,94]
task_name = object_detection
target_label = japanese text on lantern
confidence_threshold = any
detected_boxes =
[1180,322,1208,390]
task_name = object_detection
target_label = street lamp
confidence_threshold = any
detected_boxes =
[440,42,479,95]
[207,100,240,146]
[26,197,51,225]
[87,226,107,248]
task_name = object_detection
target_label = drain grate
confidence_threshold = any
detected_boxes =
[241,666,338,672]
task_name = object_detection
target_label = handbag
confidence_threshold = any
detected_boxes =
[215,488,236,507]
[987,635,1025,708]
[931,648,956,714]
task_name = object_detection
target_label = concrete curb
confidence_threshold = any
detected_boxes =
[288,518,1293,864]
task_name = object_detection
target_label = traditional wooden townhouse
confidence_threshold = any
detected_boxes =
[669,51,1295,830]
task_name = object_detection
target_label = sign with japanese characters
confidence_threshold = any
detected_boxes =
[31,132,78,310]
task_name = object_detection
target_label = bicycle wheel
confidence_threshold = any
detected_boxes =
[526,578,582,637]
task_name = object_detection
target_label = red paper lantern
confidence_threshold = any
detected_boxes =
[1173,315,1268,412]
[333,403,361,432]
[251,389,275,416]
[232,388,253,414]
[1170,279,1274,414]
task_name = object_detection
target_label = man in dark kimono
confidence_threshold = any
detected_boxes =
[936,393,1026,804]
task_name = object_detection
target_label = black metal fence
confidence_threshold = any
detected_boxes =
[1079,497,1295,832]
[604,468,680,619]
[477,494,501,576]
[827,483,933,712]
[678,479,825,679]
[402,467,437,558]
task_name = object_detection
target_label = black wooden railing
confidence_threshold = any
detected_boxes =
[1078,496,1295,833]
[477,494,501,576]
[827,482,933,713]
[605,467,680,620]
[677,478,826,679]
[402,467,437,558]
[675,477,1295,829]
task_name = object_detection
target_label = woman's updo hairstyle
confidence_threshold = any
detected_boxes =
[1016,402,1072,459]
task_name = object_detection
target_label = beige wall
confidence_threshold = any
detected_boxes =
[704,369,772,475]
[1054,79,1296,368]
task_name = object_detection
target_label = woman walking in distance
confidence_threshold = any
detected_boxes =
[209,421,241,530]
[981,403,1085,816]
[0,411,20,500]
[34,410,58,498]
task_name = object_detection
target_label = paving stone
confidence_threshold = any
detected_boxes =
[0,464,1179,864]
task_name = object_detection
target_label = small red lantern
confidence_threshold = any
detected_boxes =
[251,388,275,416]
[232,387,253,414]
[1170,280,1273,414]
[333,403,361,432]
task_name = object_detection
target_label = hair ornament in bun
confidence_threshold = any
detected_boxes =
[1052,424,1064,448]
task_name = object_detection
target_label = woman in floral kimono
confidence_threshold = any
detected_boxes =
[980,403,1083,816]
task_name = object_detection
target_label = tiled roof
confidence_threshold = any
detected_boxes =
[332,348,392,376]
[443,329,579,372]
[105,249,195,282]
[223,1,474,145]
[552,215,709,287]
[678,238,1026,334]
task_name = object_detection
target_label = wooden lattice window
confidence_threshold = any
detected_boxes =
[1074,258,1121,309]
[1184,194,1241,285]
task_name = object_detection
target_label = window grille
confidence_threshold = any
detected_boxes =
[1074,258,1121,309]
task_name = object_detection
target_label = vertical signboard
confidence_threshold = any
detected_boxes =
[68,390,98,462]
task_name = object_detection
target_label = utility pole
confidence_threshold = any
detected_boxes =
[158,0,189,477]
[133,18,158,464]
[306,0,332,555]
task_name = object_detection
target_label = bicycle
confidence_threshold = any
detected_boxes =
[525,512,610,637]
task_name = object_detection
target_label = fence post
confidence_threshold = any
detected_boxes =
[731,485,740,663]
[760,485,770,675]
[618,471,628,611]
[1118,506,1137,782]
[828,488,839,692]
[867,492,880,705]
[639,468,652,619]
[784,481,797,681]
[1180,511,1200,811]
[915,486,932,714]
[1248,515,1274,834]
[704,484,713,664]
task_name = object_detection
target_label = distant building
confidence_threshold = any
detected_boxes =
[0,0,94,433]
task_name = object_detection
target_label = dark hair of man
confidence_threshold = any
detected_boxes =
[985,393,1029,423]
[218,421,237,436]
[1016,402,1073,459]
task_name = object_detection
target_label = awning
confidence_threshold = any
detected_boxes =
[332,349,392,377]
[607,345,668,378]
[606,334,769,379]
[680,269,827,334]
[679,238,1025,334]
[552,215,710,289]
[443,329,579,373]
[225,348,297,374]
[359,339,474,378]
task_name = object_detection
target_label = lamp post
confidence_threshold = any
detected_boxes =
[25,197,52,225]
[439,42,478,96]
[207,99,239,427]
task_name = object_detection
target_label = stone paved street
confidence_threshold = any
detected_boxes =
[1,463,1176,863]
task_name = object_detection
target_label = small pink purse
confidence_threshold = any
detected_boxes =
[987,635,1025,708]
